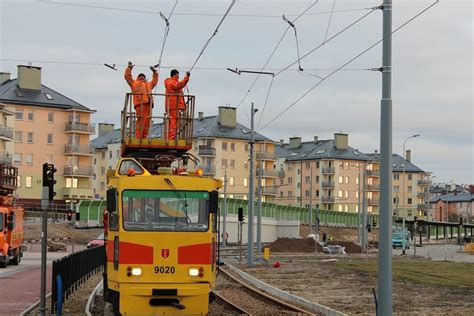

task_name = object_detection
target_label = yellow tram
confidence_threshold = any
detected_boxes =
[104,93,221,315]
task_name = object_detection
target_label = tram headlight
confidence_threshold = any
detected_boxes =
[131,267,142,276]
[189,268,199,276]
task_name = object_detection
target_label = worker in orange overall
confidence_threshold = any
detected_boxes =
[124,61,158,138]
[164,69,190,140]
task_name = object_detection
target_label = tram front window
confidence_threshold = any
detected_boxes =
[122,190,209,232]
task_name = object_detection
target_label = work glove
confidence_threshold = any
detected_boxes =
[128,61,134,68]
[150,66,157,72]
[186,71,190,77]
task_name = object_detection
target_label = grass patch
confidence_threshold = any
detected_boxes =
[334,258,474,289]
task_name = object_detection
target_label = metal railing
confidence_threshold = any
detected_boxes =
[256,151,278,161]
[322,196,335,203]
[64,144,94,155]
[367,185,380,191]
[122,93,195,146]
[65,122,96,134]
[321,167,335,174]
[366,170,380,177]
[261,169,279,178]
[417,203,427,210]
[322,181,335,188]
[262,187,278,195]
[368,199,380,205]
[51,245,105,314]
[0,125,13,140]
[198,146,216,156]
[278,170,285,178]
[418,180,431,186]
[63,165,94,177]
[0,153,12,164]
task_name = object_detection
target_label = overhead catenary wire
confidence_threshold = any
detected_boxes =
[324,0,337,42]
[189,0,237,72]
[258,0,440,133]
[282,14,303,71]
[256,75,274,130]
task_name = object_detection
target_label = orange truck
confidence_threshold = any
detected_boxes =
[0,164,24,268]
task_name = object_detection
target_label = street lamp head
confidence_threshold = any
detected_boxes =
[413,134,420,138]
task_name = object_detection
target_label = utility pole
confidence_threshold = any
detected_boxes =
[309,166,313,234]
[222,169,228,248]
[256,165,262,256]
[357,164,361,245]
[378,0,393,314]
[362,167,367,252]
[247,102,257,266]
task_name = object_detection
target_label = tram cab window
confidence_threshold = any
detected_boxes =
[118,160,144,175]
[122,190,209,232]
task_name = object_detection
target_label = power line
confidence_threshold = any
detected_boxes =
[258,0,440,133]
[36,1,372,18]
[324,0,337,42]
[256,75,274,130]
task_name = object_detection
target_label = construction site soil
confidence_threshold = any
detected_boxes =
[24,223,102,244]
[267,237,362,254]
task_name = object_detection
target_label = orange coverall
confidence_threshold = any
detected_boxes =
[124,67,158,138]
[164,76,189,140]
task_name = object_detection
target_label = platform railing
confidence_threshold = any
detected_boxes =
[121,93,195,148]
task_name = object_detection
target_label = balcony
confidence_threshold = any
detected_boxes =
[260,169,279,178]
[322,196,335,203]
[62,187,94,199]
[322,181,335,188]
[0,125,13,141]
[63,165,94,177]
[367,185,380,191]
[417,203,428,211]
[256,151,278,161]
[366,170,380,177]
[65,122,96,134]
[417,192,428,198]
[262,187,278,195]
[198,146,216,156]
[278,170,285,178]
[64,144,94,156]
[321,167,335,174]
[368,199,379,206]
[418,180,431,186]
[198,165,215,176]
[0,153,12,164]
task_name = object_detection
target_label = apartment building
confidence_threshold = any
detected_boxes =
[429,192,474,222]
[90,107,277,201]
[0,103,14,164]
[0,65,96,205]
[275,133,380,213]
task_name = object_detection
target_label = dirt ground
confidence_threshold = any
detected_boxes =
[242,255,474,315]
[24,223,103,244]
[266,237,362,254]
[300,224,379,244]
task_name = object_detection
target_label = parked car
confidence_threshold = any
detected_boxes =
[392,230,411,249]
[87,233,105,248]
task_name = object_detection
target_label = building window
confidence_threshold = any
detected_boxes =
[393,197,398,204]
[356,176,359,185]
[221,159,227,169]
[243,178,248,187]
[27,111,34,121]
[345,176,349,184]
[339,176,343,184]
[25,176,32,188]
[305,190,310,197]
[230,142,235,151]
[345,162,349,170]
[48,112,54,123]
[393,174,400,180]
[338,190,343,198]
[65,178,78,188]
[345,205,349,212]
[315,176,319,183]
[297,169,301,175]
[288,177,292,184]
[408,174,412,180]
[288,191,292,197]
[27,132,34,144]
[15,110,23,120]
[13,153,22,164]
[109,151,112,159]
[408,186,412,192]
[101,167,105,175]
[305,176,310,183]
[26,154,33,165]
[230,159,235,169]
[407,198,412,205]
[280,178,284,185]
[100,182,105,191]
[287,164,293,171]
[338,205,343,212]
[339,162,343,170]
[316,162,320,168]
[222,142,228,151]
[244,144,249,152]
[345,190,349,198]
[47,133,53,144]
[244,160,248,169]
[101,152,106,159]
[316,190,319,197]
[17,176,21,188]
[14,131,23,143]
[305,162,310,169]
[116,150,120,158]
[280,191,283,197]
[297,183,301,189]
[394,186,399,193]
[229,177,235,186]
[356,191,359,198]
[93,158,97,165]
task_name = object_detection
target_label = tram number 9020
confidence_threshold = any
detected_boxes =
[154,266,176,274]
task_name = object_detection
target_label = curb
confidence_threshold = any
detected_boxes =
[227,264,346,316]
[85,279,103,316]
[19,293,52,316]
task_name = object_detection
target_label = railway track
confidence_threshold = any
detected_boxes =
[214,266,317,315]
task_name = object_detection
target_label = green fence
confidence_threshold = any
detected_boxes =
[78,200,106,226]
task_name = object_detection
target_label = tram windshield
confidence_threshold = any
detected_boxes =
[122,190,209,232]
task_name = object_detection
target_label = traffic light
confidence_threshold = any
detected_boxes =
[460,217,463,226]
[42,163,57,201]
[76,212,80,221]
[67,212,72,221]
[238,207,244,222]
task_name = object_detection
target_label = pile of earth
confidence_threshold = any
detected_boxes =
[24,223,102,244]
[315,241,362,254]
[266,237,316,252]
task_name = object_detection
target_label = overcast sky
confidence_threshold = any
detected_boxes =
[1,0,472,184]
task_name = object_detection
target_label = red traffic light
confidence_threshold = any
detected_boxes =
[67,212,72,221]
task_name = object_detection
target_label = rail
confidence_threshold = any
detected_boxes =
[51,245,105,314]
[121,92,195,147]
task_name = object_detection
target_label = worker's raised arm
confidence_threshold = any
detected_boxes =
[150,67,158,88]
[124,61,134,87]
[175,75,189,90]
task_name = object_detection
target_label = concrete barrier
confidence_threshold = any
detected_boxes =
[227,264,346,316]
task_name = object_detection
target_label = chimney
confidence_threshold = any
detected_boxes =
[198,111,204,121]
[0,72,11,85]
[314,136,318,143]
[98,123,114,137]
[279,139,284,147]
[218,106,236,128]
[17,65,42,90]
[334,133,348,150]
[405,149,411,162]
[289,137,302,149]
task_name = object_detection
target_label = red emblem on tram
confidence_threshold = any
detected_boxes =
[161,249,170,258]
